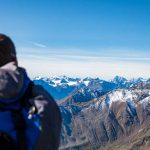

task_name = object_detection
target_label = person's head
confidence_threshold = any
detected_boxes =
[0,34,17,67]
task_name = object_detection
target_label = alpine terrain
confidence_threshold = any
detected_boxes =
[35,76,150,150]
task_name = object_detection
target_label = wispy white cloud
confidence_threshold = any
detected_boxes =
[18,46,150,59]
[24,41,47,48]
[18,50,150,63]
[32,42,47,48]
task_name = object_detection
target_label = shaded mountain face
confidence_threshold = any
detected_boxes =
[34,76,81,100]
[61,79,117,105]
[59,82,150,150]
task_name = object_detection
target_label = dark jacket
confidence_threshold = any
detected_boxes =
[0,62,62,150]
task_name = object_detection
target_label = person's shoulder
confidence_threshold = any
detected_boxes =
[31,83,62,122]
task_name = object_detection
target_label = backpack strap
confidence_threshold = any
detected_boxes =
[21,81,34,108]
[12,110,27,150]
[11,81,34,150]
[0,131,17,150]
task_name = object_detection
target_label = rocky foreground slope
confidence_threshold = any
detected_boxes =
[59,82,150,150]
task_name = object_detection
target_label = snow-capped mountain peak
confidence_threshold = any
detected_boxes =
[112,75,127,83]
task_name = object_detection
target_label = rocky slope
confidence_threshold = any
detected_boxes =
[59,82,150,150]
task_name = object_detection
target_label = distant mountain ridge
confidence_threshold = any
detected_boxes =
[34,76,150,102]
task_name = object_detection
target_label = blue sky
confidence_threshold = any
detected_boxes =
[0,0,150,79]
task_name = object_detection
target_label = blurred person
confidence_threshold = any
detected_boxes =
[0,34,62,150]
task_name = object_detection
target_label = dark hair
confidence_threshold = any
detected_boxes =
[0,34,17,66]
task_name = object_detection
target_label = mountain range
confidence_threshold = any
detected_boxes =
[34,76,149,101]
[34,76,150,150]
